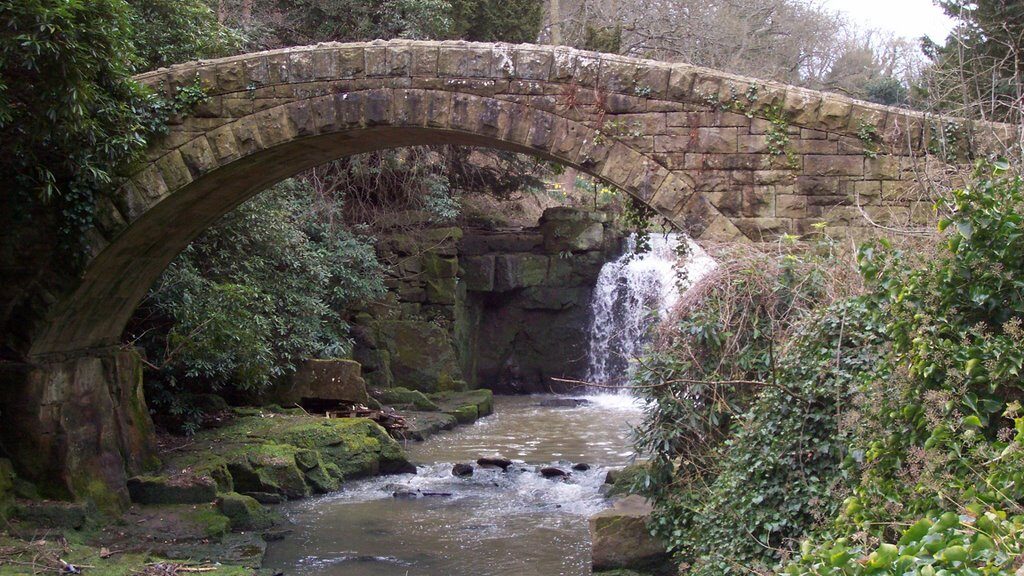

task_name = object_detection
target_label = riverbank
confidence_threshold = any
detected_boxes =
[0,390,495,574]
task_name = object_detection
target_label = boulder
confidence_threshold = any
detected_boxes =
[127,474,218,505]
[276,359,369,407]
[590,495,671,573]
[452,463,474,477]
[477,457,513,471]
[540,467,569,479]
[217,492,274,531]
[573,463,591,471]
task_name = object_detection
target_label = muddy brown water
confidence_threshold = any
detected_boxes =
[262,393,643,576]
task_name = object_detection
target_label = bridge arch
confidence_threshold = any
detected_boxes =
[30,39,1001,359]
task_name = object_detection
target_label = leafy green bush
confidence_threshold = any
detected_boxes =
[127,179,384,431]
[633,238,878,574]
[636,162,1024,575]
[782,163,1024,574]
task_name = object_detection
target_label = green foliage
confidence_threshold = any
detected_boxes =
[864,76,909,107]
[0,0,235,260]
[0,0,142,252]
[448,0,543,43]
[125,0,242,70]
[232,0,541,47]
[633,237,877,574]
[129,179,384,431]
[857,121,882,159]
[640,162,1024,575]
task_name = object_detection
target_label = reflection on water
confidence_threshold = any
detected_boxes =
[262,394,643,576]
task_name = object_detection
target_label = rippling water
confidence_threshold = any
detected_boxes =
[262,394,643,576]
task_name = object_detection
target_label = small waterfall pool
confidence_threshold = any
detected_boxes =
[263,231,715,575]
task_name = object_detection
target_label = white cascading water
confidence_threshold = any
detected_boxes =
[585,233,716,389]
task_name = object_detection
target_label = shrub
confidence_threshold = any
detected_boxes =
[127,179,384,432]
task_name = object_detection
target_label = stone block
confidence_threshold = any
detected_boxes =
[426,276,457,305]
[590,495,670,572]
[278,359,370,407]
[463,255,496,291]
[803,155,863,177]
[127,474,218,505]
[540,208,606,253]
[376,320,462,392]
[493,254,549,291]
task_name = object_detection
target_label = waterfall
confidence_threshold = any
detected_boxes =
[585,233,715,389]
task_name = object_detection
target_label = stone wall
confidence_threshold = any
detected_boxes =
[350,207,620,394]
[462,208,620,392]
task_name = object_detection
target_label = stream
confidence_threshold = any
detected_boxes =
[263,233,714,575]
[262,394,643,576]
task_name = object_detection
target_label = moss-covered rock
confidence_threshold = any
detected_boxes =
[225,443,309,500]
[127,474,218,505]
[431,389,494,418]
[217,492,274,532]
[185,505,232,539]
[421,253,458,278]
[448,404,479,424]
[401,412,458,441]
[604,463,648,497]
[160,413,413,502]
[375,387,441,411]
[589,495,671,574]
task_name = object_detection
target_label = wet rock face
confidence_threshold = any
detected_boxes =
[350,208,620,397]
[461,208,623,393]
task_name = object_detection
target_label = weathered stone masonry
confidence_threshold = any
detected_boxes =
[0,40,1015,508]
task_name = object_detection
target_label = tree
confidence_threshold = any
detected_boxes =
[924,0,1024,122]
[0,0,144,251]
[125,0,242,70]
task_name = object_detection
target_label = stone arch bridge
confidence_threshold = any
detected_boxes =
[0,40,1013,507]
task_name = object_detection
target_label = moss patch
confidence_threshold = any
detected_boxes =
[0,534,255,576]
[375,387,440,411]
[159,412,412,500]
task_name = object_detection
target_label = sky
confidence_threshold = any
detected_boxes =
[817,0,957,42]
